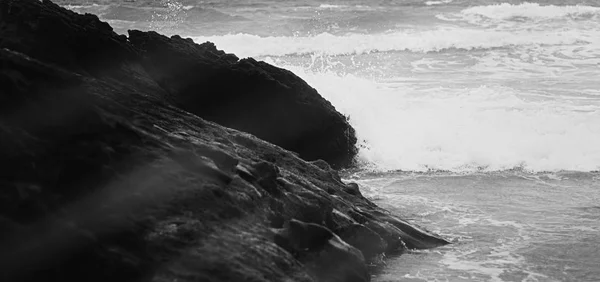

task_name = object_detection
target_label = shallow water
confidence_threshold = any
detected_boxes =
[60,0,600,280]
[349,172,600,281]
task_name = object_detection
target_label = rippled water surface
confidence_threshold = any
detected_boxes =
[350,172,600,281]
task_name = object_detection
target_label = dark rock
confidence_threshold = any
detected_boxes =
[194,144,239,173]
[0,0,357,169]
[335,224,387,260]
[275,219,370,282]
[357,207,450,250]
[286,219,335,250]
[344,182,363,196]
[364,220,406,253]
[348,208,376,223]
[0,0,138,76]
[284,190,333,226]
[236,161,281,195]
[381,213,450,249]
[309,159,343,183]
[268,212,286,229]
[310,159,333,171]
[0,1,449,282]
[168,149,233,185]
[329,209,357,230]
[127,30,358,168]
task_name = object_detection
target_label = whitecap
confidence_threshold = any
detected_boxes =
[425,0,453,6]
[190,27,598,57]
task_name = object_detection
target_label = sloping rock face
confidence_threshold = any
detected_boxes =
[129,31,358,169]
[0,1,449,282]
[0,0,357,168]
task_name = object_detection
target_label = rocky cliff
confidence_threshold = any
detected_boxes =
[0,0,357,168]
[0,1,448,281]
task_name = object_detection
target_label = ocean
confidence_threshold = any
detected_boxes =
[61,0,600,281]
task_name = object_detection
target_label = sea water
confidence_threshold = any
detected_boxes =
[62,0,600,280]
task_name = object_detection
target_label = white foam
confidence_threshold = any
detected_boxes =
[268,61,600,173]
[461,2,600,21]
[319,4,345,9]
[190,27,597,57]
[443,2,600,27]
[318,4,372,10]
[62,3,101,9]
[425,0,453,6]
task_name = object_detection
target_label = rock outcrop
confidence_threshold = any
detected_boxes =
[0,0,357,168]
[0,1,449,282]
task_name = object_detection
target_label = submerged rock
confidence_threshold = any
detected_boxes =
[0,1,449,282]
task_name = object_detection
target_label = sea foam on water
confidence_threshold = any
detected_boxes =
[189,2,600,173]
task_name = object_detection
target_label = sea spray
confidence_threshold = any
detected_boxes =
[190,27,600,57]
[267,62,600,172]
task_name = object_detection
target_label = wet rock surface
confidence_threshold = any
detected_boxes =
[0,1,449,282]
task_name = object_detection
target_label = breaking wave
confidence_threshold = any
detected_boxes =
[273,65,600,173]
[461,2,600,21]
[438,2,600,25]
[191,27,597,57]
[188,3,600,173]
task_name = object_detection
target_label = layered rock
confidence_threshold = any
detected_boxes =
[0,1,449,282]
[0,0,357,168]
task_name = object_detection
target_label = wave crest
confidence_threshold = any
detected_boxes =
[459,2,600,22]
[265,63,600,173]
[191,28,592,57]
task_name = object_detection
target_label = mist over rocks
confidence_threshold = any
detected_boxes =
[0,1,448,282]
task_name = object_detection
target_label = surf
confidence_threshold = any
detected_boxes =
[460,2,600,21]
[271,64,600,173]
[190,27,599,57]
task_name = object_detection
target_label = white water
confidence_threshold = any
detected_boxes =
[460,2,600,21]
[350,171,600,282]
[191,27,600,57]
[274,66,600,172]
[189,2,600,173]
